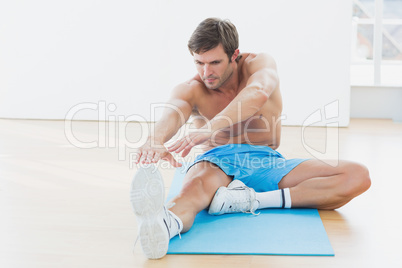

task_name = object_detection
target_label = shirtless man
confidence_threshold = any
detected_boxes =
[130,18,371,259]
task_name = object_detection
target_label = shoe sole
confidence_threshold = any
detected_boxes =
[130,164,169,259]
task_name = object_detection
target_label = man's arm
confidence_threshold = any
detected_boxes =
[169,53,279,156]
[208,53,279,132]
[135,82,195,167]
[152,90,193,144]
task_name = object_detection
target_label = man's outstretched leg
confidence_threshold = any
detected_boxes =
[167,161,232,232]
[130,161,231,259]
[130,165,181,259]
[209,160,371,215]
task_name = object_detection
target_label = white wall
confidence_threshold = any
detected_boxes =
[351,86,402,122]
[0,0,352,126]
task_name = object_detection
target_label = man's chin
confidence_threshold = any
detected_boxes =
[204,82,219,90]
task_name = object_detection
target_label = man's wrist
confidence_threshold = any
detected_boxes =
[207,118,226,133]
[147,136,165,145]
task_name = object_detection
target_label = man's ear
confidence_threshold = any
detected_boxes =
[231,49,240,62]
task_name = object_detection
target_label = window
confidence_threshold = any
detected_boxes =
[351,0,402,86]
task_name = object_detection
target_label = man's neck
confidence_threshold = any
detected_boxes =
[215,62,240,95]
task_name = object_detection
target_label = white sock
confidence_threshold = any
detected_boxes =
[167,209,183,239]
[256,188,292,209]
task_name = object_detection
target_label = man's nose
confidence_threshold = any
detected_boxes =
[203,64,212,77]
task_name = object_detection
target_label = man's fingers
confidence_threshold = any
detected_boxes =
[140,150,156,164]
[133,150,142,164]
[145,151,156,164]
[139,150,149,164]
[173,161,183,168]
[175,137,194,154]
[135,148,182,168]
[166,154,182,168]
[159,152,181,168]
[151,152,160,163]
[167,143,176,152]
[182,137,199,155]
[169,135,193,153]
[168,141,181,153]
[181,142,196,158]
[167,140,183,152]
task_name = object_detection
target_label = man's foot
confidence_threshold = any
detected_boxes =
[130,164,181,259]
[208,180,259,216]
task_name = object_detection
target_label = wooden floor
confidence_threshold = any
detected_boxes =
[0,118,401,268]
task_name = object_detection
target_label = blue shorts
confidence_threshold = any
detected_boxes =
[187,144,309,192]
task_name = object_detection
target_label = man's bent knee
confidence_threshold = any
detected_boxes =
[185,161,232,188]
[181,176,206,195]
[179,161,232,203]
[341,162,371,198]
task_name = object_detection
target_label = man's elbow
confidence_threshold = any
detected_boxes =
[243,85,270,111]
[255,89,269,105]
[271,137,281,150]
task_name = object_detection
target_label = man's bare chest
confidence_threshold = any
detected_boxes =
[195,84,249,120]
[194,94,234,120]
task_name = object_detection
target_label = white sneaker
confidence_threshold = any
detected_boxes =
[130,164,181,259]
[208,180,259,216]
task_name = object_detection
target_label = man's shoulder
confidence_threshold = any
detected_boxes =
[178,75,206,93]
[170,75,206,101]
[240,52,277,75]
[241,52,276,66]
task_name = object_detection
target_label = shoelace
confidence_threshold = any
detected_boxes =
[229,186,260,216]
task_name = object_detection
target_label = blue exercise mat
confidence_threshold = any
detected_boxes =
[166,164,334,256]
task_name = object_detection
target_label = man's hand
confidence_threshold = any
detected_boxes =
[167,131,211,157]
[134,139,182,168]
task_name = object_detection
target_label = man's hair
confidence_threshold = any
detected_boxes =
[188,18,239,61]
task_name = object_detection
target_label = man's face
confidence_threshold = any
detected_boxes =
[193,44,233,90]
